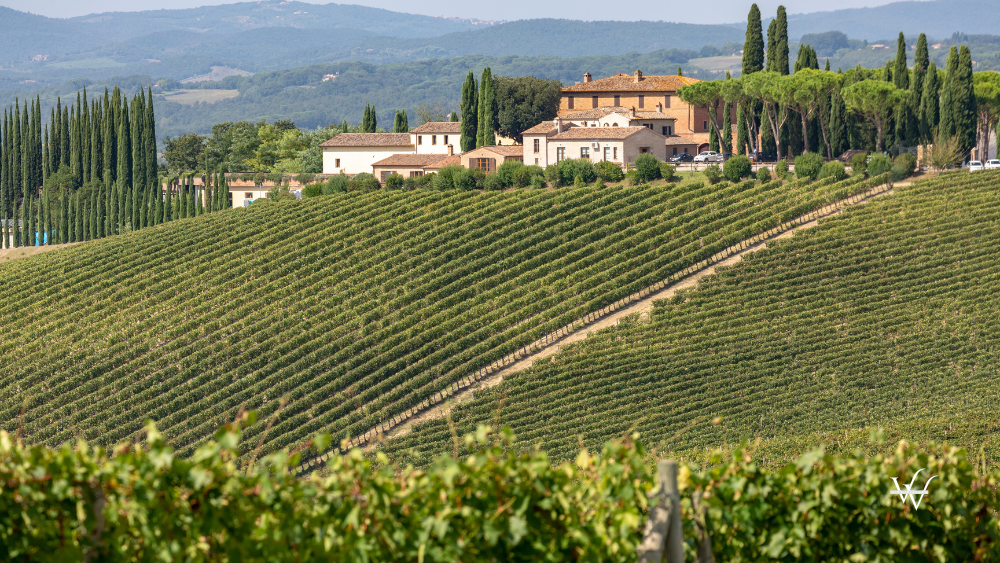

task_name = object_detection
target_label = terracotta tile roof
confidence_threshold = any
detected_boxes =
[409,121,463,134]
[320,133,413,147]
[425,154,462,169]
[480,145,524,157]
[372,154,454,167]
[522,122,559,136]
[550,126,656,141]
[663,136,699,146]
[563,73,699,93]
[563,106,676,121]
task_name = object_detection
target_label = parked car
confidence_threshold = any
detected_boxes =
[669,152,694,163]
[721,152,735,161]
[986,159,1000,169]
[693,151,723,163]
[753,151,777,163]
[969,160,985,172]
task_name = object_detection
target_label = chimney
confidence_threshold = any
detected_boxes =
[630,106,636,117]
[447,144,454,156]
[554,117,562,133]
[583,72,592,83]
[657,102,663,112]
[633,69,642,83]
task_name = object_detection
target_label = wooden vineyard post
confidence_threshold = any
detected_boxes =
[638,460,684,563]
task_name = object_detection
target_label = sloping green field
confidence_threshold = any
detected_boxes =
[384,171,1000,465]
[0,177,871,458]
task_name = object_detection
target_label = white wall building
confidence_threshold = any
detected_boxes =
[321,133,414,175]
[409,122,462,155]
[523,120,667,168]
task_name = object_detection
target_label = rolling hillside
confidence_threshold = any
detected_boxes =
[383,171,1000,466]
[0,175,877,459]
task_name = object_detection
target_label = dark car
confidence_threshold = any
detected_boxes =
[669,152,694,163]
[753,151,777,163]
[721,152,735,161]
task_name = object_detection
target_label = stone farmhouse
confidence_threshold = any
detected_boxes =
[559,70,713,157]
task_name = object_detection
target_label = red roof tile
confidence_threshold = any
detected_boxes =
[372,154,454,167]
[409,122,463,134]
[563,73,699,93]
[550,126,657,141]
[320,133,413,147]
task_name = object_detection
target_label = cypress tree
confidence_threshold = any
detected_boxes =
[60,105,70,170]
[60,187,68,243]
[774,6,790,75]
[722,72,733,153]
[163,179,171,223]
[449,110,457,122]
[824,58,830,71]
[736,104,748,155]
[460,71,478,152]
[393,111,403,133]
[341,120,348,133]
[709,123,719,152]
[188,175,196,218]
[829,84,847,157]
[742,4,765,76]
[952,45,977,157]
[131,94,145,229]
[401,109,410,131]
[1,110,6,249]
[43,125,50,181]
[765,19,778,72]
[144,88,157,227]
[89,187,97,240]
[938,47,957,144]
[90,104,101,183]
[362,104,370,132]
[102,90,115,186]
[892,33,912,145]
[920,61,940,142]
[477,67,496,147]
[117,112,131,230]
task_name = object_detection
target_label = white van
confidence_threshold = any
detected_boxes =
[968,161,984,172]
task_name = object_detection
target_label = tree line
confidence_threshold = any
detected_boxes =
[684,3,993,164]
[0,86,234,249]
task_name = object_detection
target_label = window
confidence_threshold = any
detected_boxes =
[638,95,645,108]
[612,123,618,127]
[613,147,618,160]
[474,158,494,171]
[533,139,540,153]
[703,120,708,131]
[604,147,611,161]
[614,95,620,106]
[444,135,449,145]
[640,147,649,154]
[645,123,653,130]
[417,135,423,145]
[432,135,437,145]
[591,96,598,108]
[534,158,539,164]
[568,96,575,109]
[662,126,669,135]
[335,158,341,168]
[380,171,389,182]
[409,171,424,178]
[245,193,253,199]
[556,147,566,162]
[664,95,671,108]
[673,147,678,155]
[580,147,590,158]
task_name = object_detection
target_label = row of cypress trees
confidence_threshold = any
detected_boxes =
[737,4,977,159]
[459,67,498,152]
[0,86,232,249]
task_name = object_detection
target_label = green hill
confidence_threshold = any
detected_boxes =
[383,171,1000,466]
[0,175,876,459]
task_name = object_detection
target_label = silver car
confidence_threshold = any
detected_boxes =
[693,151,723,163]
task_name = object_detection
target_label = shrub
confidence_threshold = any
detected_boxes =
[455,168,486,190]
[723,155,753,182]
[302,183,323,198]
[402,176,419,190]
[756,167,772,182]
[625,170,642,186]
[794,152,824,180]
[659,163,675,182]
[529,174,546,189]
[633,154,662,182]
[775,159,789,178]
[894,152,917,178]
[483,174,503,191]
[322,174,350,195]
[433,165,465,190]
[418,173,435,187]
[867,154,892,177]
[595,160,625,182]
[495,160,525,188]
[594,177,605,189]
[522,165,545,187]
[851,152,869,176]
[544,165,561,187]
[384,173,404,190]
[557,158,595,185]
[703,164,723,185]
[890,165,908,182]
[294,173,315,185]
[819,161,847,181]
[573,175,587,187]
[350,173,380,191]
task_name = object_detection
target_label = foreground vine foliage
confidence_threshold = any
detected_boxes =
[0,419,997,561]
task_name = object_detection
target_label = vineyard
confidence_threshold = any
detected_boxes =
[0,173,880,458]
[384,170,1000,466]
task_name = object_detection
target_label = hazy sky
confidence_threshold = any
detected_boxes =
[3,0,908,23]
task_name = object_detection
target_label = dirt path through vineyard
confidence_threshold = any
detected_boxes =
[384,185,902,442]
